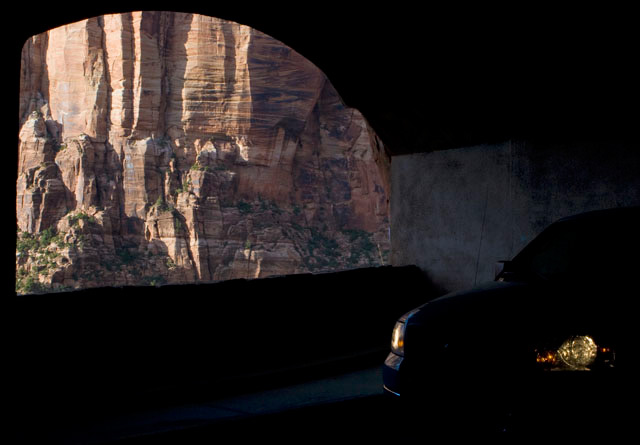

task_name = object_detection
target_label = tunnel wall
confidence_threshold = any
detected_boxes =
[9,265,436,417]
[391,140,640,293]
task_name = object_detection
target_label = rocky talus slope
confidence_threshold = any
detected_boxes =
[16,11,390,294]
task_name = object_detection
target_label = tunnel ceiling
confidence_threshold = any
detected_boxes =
[13,4,638,157]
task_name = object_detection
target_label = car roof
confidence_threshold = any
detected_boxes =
[555,206,640,224]
[511,205,640,265]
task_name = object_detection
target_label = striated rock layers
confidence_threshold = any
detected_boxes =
[16,11,390,294]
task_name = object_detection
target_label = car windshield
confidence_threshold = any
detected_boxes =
[510,213,639,283]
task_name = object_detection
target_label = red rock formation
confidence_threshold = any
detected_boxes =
[16,11,390,293]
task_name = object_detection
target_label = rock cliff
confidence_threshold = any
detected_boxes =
[16,11,390,294]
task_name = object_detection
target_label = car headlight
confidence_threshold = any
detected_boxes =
[391,321,406,356]
[535,335,615,371]
[390,308,421,357]
[557,335,598,369]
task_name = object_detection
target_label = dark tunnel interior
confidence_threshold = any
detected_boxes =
[6,3,639,441]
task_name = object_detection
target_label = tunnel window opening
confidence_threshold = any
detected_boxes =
[15,11,391,295]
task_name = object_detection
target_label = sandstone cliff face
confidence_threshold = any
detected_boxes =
[16,11,390,294]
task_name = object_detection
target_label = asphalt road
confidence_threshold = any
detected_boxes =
[18,366,388,443]
[15,363,631,442]
[119,394,400,443]
[120,392,631,442]
[116,386,633,442]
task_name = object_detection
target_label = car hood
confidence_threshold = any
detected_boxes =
[405,279,628,344]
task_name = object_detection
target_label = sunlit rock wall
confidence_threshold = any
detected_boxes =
[16,11,390,293]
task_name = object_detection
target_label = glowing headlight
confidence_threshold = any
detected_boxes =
[390,308,421,357]
[557,335,598,370]
[536,335,606,371]
[391,321,406,356]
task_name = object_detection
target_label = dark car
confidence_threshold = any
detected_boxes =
[382,207,639,435]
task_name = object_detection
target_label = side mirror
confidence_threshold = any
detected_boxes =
[495,260,515,281]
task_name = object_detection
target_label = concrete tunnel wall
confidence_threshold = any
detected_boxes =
[390,140,640,293]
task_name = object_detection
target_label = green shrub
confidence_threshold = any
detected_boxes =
[75,234,89,249]
[270,201,282,215]
[116,248,138,265]
[16,233,39,255]
[17,275,46,294]
[16,228,65,255]
[257,198,282,215]
[69,212,95,226]
[237,200,253,214]
[341,229,367,243]
[39,227,56,246]
[50,232,65,247]
[156,137,170,148]
[340,229,378,265]
[146,275,167,287]
[190,162,210,172]
[53,141,67,153]
[359,236,376,253]
[306,227,341,261]
[174,178,191,195]
[154,196,176,213]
